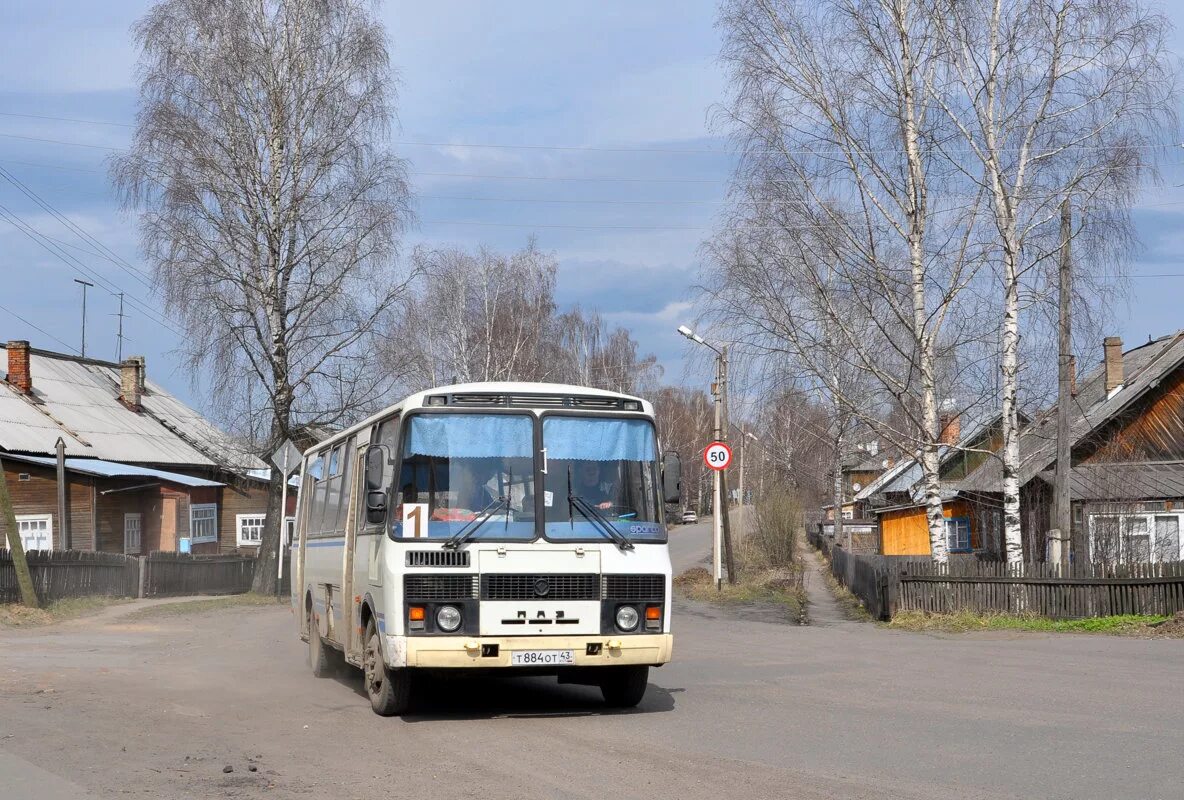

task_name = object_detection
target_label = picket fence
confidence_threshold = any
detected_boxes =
[0,550,257,603]
[810,528,1184,620]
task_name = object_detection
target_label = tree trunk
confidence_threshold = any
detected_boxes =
[251,384,293,595]
[832,429,844,549]
[1000,250,1024,564]
[0,457,40,608]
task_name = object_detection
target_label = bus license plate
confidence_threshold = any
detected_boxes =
[510,649,575,666]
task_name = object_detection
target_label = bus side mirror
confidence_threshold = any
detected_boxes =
[662,452,682,504]
[365,445,391,524]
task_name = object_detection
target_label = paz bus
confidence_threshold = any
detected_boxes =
[292,382,681,716]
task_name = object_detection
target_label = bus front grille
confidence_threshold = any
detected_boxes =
[404,574,479,600]
[480,573,600,601]
[406,550,471,568]
[602,574,665,601]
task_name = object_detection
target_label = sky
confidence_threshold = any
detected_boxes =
[0,0,1182,414]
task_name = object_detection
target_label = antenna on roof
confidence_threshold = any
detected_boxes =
[73,278,95,357]
[112,292,126,361]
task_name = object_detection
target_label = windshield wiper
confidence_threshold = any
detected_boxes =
[566,466,634,551]
[443,496,510,550]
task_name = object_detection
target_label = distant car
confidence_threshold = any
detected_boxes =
[680,510,698,524]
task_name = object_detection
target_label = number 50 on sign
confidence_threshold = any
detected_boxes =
[703,441,732,471]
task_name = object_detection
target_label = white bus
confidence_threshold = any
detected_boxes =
[293,382,681,716]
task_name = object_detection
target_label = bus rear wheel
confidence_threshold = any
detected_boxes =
[308,607,331,677]
[599,665,649,708]
[364,620,411,716]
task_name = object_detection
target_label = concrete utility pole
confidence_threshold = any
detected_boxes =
[1052,198,1072,568]
[0,456,40,608]
[718,345,737,584]
[679,325,737,588]
[73,278,94,357]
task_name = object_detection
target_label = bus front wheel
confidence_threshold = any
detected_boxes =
[599,665,649,708]
[364,620,411,716]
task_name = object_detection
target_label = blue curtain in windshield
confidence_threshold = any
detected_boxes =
[405,414,533,458]
[543,417,656,462]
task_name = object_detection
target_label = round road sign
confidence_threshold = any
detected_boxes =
[703,441,732,471]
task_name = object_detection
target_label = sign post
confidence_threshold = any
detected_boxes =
[270,439,303,591]
[703,441,732,589]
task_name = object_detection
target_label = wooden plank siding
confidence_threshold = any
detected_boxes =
[2,460,96,551]
[1083,365,1184,463]
[880,500,983,557]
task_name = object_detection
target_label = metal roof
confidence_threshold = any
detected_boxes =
[1,453,224,487]
[1035,462,1184,502]
[1,345,265,471]
[958,332,1184,494]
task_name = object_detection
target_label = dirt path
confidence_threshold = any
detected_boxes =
[800,544,851,626]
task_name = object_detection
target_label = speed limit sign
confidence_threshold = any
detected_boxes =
[703,441,732,471]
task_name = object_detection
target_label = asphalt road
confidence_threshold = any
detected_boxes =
[1,523,1182,800]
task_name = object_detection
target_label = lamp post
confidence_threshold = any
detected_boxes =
[678,325,736,587]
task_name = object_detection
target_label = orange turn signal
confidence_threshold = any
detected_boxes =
[645,606,662,620]
[408,606,425,622]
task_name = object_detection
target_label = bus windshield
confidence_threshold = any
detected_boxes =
[394,413,536,540]
[542,416,665,541]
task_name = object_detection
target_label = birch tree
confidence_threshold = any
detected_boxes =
[113,0,412,591]
[930,0,1175,562]
[710,0,994,561]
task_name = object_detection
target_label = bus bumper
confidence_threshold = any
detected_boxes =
[388,633,673,669]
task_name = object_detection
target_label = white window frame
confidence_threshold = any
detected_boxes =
[1088,510,1184,564]
[236,513,266,547]
[123,513,142,555]
[189,503,219,544]
[8,513,53,552]
[944,516,972,553]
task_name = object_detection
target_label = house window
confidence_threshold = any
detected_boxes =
[124,513,142,555]
[6,514,53,551]
[1089,512,1183,564]
[1154,516,1180,562]
[842,509,853,520]
[945,517,971,553]
[190,504,218,544]
[236,514,266,547]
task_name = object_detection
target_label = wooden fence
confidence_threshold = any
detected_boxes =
[810,535,1184,620]
[0,550,139,602]
[1,550,257,604]
[143,553,255,598]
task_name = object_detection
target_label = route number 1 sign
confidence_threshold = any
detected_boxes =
[703,441,733,471]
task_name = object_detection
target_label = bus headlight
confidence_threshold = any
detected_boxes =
[615,605,639,631]
[436,605,462,632]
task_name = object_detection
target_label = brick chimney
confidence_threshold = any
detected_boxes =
[5,340,32,394]
[130,355,146,393]
[939,412,961,445]
[119,357,142,410]
[1104,336,1124,393]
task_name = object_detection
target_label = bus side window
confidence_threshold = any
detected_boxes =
[310,448,332,535]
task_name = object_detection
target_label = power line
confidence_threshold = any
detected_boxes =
[3,112,1181,157]
[0,202,185,338]
[0,165,154,288]
[0,301,79,353]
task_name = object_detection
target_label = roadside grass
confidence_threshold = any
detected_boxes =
[122,593,287,621]
[887,610,1182,636]
[818,565,873,622]
[0,596,131,628]
[675,496,810,623]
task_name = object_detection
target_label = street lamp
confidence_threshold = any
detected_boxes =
[677,324,734,587]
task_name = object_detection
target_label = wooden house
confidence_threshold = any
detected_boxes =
[0,340,280,556]
[957,333,1184,564]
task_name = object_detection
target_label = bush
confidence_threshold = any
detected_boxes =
[744,494,802,569]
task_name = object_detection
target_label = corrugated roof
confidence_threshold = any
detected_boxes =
[1035,462,1184,502]
[1,346,265,471]
[1,453,224,487]
[959,332,1184,493]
